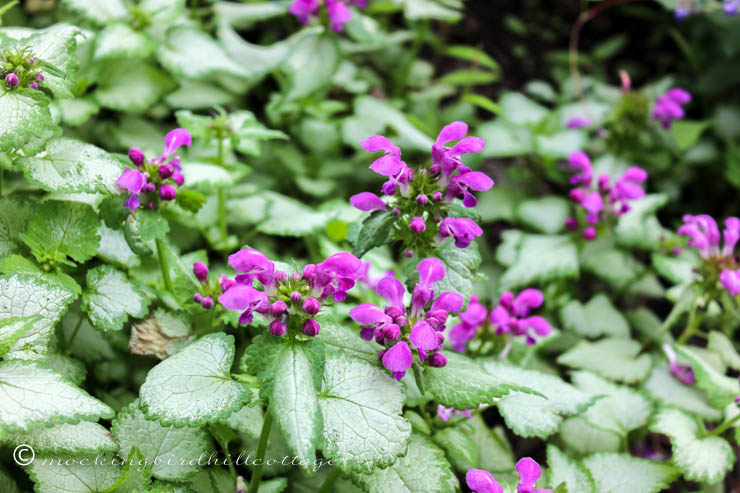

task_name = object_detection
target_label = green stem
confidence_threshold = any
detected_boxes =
[412,362,426,396]
[0,167,3,196]
[318,466,341,493]
[677,302,701,344]
[0,0,19,18]
[216,137,227,242]
[65,314,84,352]
[707,413,740,437]
[249,408,274,493]
[155,238,174,294]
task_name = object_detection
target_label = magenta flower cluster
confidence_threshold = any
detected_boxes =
[116,128,191,211]
[2,51,44,90]
[466,458,551,493]
[675,1,737,19]
[289,0,366,31]
[350,122,491,253]
[218,248,363,337]
[449,290,552,352]
[350,257,463,380]
[678,214,740,295]
[436,404,472,422]
[564,151,647,240]
[652,88,691,129]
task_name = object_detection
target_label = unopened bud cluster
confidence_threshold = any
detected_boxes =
[1,48,44,91]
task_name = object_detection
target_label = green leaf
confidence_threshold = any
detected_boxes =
[57,97,99,127]
[434,239,482,300]
[466,416,515,473]
[20,137,122,194]
[319,353,411,472]
[674,345,739,408]
[559,295,630,339]
[0,89,55,154]
[515,196,569,234]
[281,31,340,100]
[317,319,377,364]
[0,273,76,360]
[175,189,207,213]
[21,24,80,99]
[583,453,678,493]
[0,315,39,358]
[229,192,332,237]
[444,45,499,70]
[580,242,643,290]
[94,23,154,61]
[423,352,534,410]
[157,26,249,80]
[2,421,117,454]
[61,0,127,25]
[642,362,721,421]
[707,331,740,371]
[499,234,579,291]
[614,194,668,249]
[178,162,234,191]
[0,360,113,433]
[27,453,122,493]
[186,467,235,492]
[439,69,496,86]
[0,464,19,493]
[670,120,710,151]
[547,445,595,493]
[270,343,323,462]
[125,209,170,247]
[484,361,595,438]
[432,426,478,472]
[499,92,548,125]
[97,223,140,268]
[82,266,149,332]
[139,333,251,426]
[0,198,35,258]
[113,401,213,481]
[559,416,621,455]
[651,408,734,483]
[353,434,459,493]
[103,447,152,493]
[20,200,100,267]
[44,353,87,386]
[572,371,652,436]
[352,210,395,258]
[95,60,176,112]
[557,337,652,384]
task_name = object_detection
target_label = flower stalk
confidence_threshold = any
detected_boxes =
[249,408,274,493]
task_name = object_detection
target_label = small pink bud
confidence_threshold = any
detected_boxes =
[416,194,428,205]
[220,275,236,292]
[583,226,597,240]
[432,192,443,202]
[392,208,401,216]
[569,189,585,203]
[404,249,413,258]
[193,262,209,283]
[302,264,316,281]
[290,291,302,303]
[383,324,400,341]
[269,320,287,337]
[128,147,145,166]
[201,296,214,309]
[193,293,203,303]
[159,184,177,201]
[172,172,184,186]
[409,217,426,234]
[302,319,320,337]
[36,73,44,82]
[395,316,408,327]
[430,164,441,177]
[5,73,18,87]
[429,352,447,367]
[28,82,38,90]
[147,202,155,210]
[564,217,578,231]
[290,272,300,281]
[302,297,320,315]
[271,300,288,317]
[143,183,156,193]
[158,163,174,179]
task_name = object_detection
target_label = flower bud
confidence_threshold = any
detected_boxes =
[128,147,145,166]
[269,320,287,337]
[290,291,302,303]
[36,73,44,82]
[302,319,320,337]
[384,306,404,319]
[271,300,288,317]
[432,192,443,202]
[392,207,401,216]
[201,296,214,309]
[409,217,426,234]
[597,173,610,192]
[220,275,236,293]
[302,264,316,281]
[28,82,38,90]
[143,183,156,194]
[290,272,300,281]
[436,332,445,347]
[430,164,441,177]
[583,226,597,240]
[395,316,408,327]
[193,293,203,303]
[147,202,155,210]
[5,73,18,87]
[429,352,447,367]
[564,217,578,231]
[569,188,585,203]
[375,330,385,345]
[383,324,400,341]
[160,184,177,201]
[404,249,413,258]
[416,194,428,205]
[158,163,174,179]
[193,262,209,283]
[172,172,184,186]
[302,297,320,315]
[28,58,35,65]
[273,271,287,283]
[168,156,181,170]
[377,349,387,361]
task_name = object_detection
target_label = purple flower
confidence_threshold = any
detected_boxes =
[172,172,184,186]
[565,115,592,129]
[449,295,487,351]
[466,469,503,493]
[193,262,209,283]
[302,297,321,315]
[653,88,691,129]
[678,214,722,258]
[314,252,363,302]
[270,320,287,336]
[720,269,740,296]
[350,192,386,211]
[201,297,214,309]
[228,248,276,287]
[159,184,177,201]
[663,344,696,386]
[302,319,321,337]
[5,73,18,87]
[409,320,438,359]
[489,289,551,345]
[409,216,426,234]
[568,151,592,187]
[326,0,352,31]
[361,135,413,196]
[128,148,145,166]
[431,121,485,182]
[437,404,472,422]
[581,191,604,225]
[289,0,320,23]
[726,0,739,15]
[158,163,174,179]
[382,341,413,381]
[446,170,494,207]
[28,82,38,90]
[583,226,597,240]
[611,167,647,214]
[516,457,551,493]
[160,128,192,162]
[511,289,544,317]
[117,169,147,211]
[438,217,483,249]
[411,258,445,315]
[722,217,740,255]
[218,285,270,325]
[675,7,690,20]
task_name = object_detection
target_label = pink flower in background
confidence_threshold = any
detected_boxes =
[289,0,364,31]
[653,88,691,129]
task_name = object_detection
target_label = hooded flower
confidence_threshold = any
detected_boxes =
[446,170,494,207]
[229,248,276,287]
[350,192,386,211]
[653,88,691,129]
[289,0,320,23]
[436,404,472,422]
[382,341,413,381]
[491,289,551,345]
[117,169,147,211]
[515,457,551,493]
[218,285,270,325]
[159,128,192,162]
[313,252,363,301]
[361,135,413,196]
[289,0,360,31]
[449,295,487,351]
[466,469,503,493]
[720,269,740,296]
[431,121,485,182]
[438,217,483,249]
